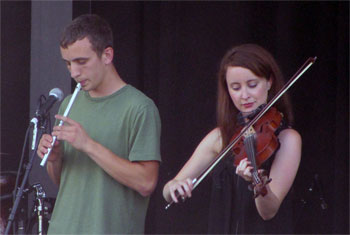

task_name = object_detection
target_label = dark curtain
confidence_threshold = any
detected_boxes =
[1,1,31,171]
[1,2,31,232]
[1,1,348,234]
[78,1,349,234]
[77,1,349,234]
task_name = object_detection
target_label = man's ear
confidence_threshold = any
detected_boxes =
[102,47,114,64]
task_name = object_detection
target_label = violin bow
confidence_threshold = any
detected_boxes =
[165,56,317,209]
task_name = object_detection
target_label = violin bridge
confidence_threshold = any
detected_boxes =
[243,126,256,138]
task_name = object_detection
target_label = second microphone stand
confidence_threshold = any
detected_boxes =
[4,116,48,235]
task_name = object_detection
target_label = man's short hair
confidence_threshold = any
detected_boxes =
[60,14,113,57]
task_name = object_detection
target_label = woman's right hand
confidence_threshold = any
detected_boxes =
[167,178,194,203]
[37,134,61,162]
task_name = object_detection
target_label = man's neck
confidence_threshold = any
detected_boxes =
[89,67,126,98]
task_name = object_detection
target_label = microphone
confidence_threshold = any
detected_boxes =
[35,88,64,118]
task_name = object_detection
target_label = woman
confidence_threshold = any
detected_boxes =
[163,44,301,234]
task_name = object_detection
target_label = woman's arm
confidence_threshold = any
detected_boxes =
[163,128,223,203]
[254,128,302,220]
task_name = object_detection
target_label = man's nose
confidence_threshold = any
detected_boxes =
[70,64,81,78]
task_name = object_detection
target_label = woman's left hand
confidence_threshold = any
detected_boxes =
[235,158,266,182]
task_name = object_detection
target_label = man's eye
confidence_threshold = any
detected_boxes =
[77,60,87,65]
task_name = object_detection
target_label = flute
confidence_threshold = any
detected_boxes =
[40,83,82,167]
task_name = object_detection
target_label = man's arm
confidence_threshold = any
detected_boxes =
[52,114,159,196]
[37,134,63,186]
[46,157,63,186]
[86,139,159,196]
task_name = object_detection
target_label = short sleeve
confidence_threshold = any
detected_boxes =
[128,102,161,162]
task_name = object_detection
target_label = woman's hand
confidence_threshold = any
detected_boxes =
[235,158,265,182]
[167,178,194,203]
[235,158,254,181]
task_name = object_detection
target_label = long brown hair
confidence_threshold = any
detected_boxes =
[217,44,293,149]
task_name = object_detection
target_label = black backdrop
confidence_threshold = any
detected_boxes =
[1,1,349,234]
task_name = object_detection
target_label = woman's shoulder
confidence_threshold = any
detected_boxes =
[276,128,302,162]
[278,128,302,145]
[208,127,222,137]
[201,127,223,155]
[206,127,222,142]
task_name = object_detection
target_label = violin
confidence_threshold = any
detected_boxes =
[232,106,283,198]
[165,56,317,209]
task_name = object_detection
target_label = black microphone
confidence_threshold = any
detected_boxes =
[35,88,64,118]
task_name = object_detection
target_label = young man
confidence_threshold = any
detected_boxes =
[37,14,161,234]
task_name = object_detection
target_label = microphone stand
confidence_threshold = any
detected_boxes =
[5,116,47,235]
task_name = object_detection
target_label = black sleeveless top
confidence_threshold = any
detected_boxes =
[208,117,294,234]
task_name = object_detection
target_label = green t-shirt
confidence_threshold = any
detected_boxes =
[48,85,161,234]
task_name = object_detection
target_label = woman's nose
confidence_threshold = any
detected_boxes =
[241,87,250,99]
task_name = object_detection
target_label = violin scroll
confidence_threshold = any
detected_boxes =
[247,169,272,198]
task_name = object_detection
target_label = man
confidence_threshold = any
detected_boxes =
[37,14,161,234]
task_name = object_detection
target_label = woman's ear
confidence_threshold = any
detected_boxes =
[267,78,272,91]
[102,47,114,64]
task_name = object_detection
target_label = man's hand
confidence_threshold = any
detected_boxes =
[53,114,90,152]
[37,134,61,162]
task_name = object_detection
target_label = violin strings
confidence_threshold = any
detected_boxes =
[189,57,316,196]
[244,135,260,184]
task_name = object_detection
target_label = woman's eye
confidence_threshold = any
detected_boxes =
[231,85,240,91]
[248,82,257,88]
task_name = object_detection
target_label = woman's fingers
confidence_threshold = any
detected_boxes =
[169,178,194,203]
[236,158,255,181]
